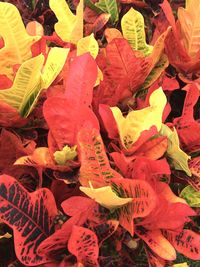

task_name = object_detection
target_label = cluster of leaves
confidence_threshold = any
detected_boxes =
[0,0,200,266]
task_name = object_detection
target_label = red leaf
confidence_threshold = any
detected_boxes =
[98,38,152,105]
[99,104,119,139]
[68,226,99,267]
[77,126,121,187]
[0,175,57,266]
[64,53,98,106]
[0,129,35,173]
[135,136,168,160]
[144,246,166,267]
[164,229,200,260]
[38,215,83,257]
[0,74,12,89]
[0,101,27,128]
[111,178,157,235]
[43,54,99,149]
[136,227,176,260]
[174,84,200,151]
[61,196,96,217]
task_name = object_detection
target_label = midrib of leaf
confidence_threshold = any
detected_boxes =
[3,11,25,64]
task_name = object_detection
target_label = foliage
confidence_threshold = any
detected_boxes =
[0,0,200,266]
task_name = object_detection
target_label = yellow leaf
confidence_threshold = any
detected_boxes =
[0,2,40,78]
[41,47,69,89]
[111,88,167,149]
[160,124,191,176]
[0,47,69,117]
[121,7,153,56]
[77,34,99,59]
[80,183,133,210]
[49,0,83,44]
[0,55,44,117]
[0,232,12,240]
[172,263,189,267]
[54,145,77,166]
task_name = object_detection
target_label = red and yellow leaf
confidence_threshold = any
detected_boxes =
[164,229,200,260]
[136,227,176,261]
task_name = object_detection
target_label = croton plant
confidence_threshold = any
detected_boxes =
[0,0,200,266]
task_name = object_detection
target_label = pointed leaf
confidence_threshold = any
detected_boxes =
[0,175,57,265]
[95,0,118,24]
[160,124,191,176]
[111,178,156,235]
[77,34,99,59]
[50,0,83,44]
[164,229,200,260]
[178,1,200,56]
[80,184,133,210]
[0,2,40,78]
[136,227,176,261]
[111,88,167,149]
[0,55,44,117]
[68,226,99,267]
[41,47,69,89]
[121,7,153,56]
[77,126,121,187]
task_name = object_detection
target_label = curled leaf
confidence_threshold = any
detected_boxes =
[111,88,167,149]
[80,183,133,210]
[50,0,83,44]
[160,124,191,176]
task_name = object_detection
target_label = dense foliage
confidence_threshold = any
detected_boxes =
[0,0,200,266]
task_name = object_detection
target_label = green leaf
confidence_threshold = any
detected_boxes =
[160,124,191,176]
[142,54,169,89]
[95,0,119,24]
[0,47,69,117]
[0,55,44,117]
[121,7,153,56]
[180,185,200,207]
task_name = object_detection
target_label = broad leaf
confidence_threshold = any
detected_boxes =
[180,185,200,207]
[95,0,118,24]
[68,226,99,267]
[41,47,69,89]
[160,124,191,176]
[0,175,57,265]
[111,178,156,235]
[0,2,40,78]
[121,7,153,56]
[98,38,152,105]
[43,54,98,149]
[164,229,200,260]
[0,47,69,117]
[77,34,99,59]
[178,0,200,57]
[0,55,44,117]
[80,184,133,210]
[111,88,167,149]
[142,54,169,89]
[77,126,121,187]
[136,227,176,261]
[49,0,83,44]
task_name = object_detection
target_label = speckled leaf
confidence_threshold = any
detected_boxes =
[0,175,57,266]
